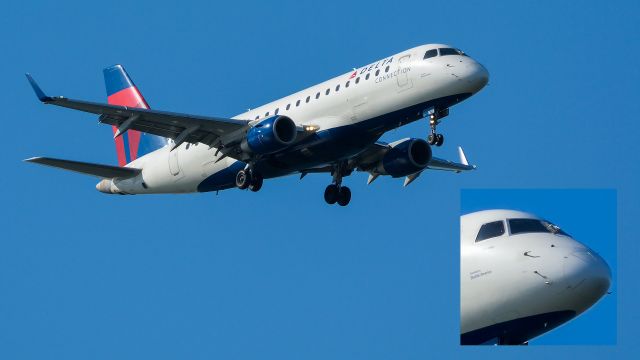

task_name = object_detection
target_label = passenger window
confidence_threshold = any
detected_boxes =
[275,108,279,115]
[423,49,438,59]
[346,80,350,88]
[325,88,330,95]
[255,115,259,120]
[375,69,380,76]
[356,77,360,84]
[306,96,310,103]
[476,221,505,242]
[265,112,269,117]
[286,104,291,110]
[335,84,340,91]
[296,100,300,107]
[365,73,370,80]
[316,92,320,99]
[385,65,390,72]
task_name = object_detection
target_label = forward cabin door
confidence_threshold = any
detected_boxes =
[396,54,413,92]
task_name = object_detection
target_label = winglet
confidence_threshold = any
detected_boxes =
[25,73,52,102]
[458,146,469,166]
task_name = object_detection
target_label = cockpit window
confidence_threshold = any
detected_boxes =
[475,220,505,242]
[423,49,438,59]
[508,218,571,237]
[439,48,467,56]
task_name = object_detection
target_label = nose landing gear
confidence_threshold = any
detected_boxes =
[425,107,448,147]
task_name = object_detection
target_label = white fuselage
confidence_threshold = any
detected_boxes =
[101,44,488,194]
[460,210,611,345]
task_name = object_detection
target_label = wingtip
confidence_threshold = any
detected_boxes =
[24,157,44,164]
[25,73,51,102]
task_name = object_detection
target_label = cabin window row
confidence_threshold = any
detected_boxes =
[253,64,392,120]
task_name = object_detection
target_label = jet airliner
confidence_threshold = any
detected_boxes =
[25,44,488,205]
[461,210,612,345]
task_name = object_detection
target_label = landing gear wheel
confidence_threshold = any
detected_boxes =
[337,186,351,206]
[249,173,263,192]
[235,169,252,190]
[436,133,444,147]
[324,184,339,204]
[428,133,437,145]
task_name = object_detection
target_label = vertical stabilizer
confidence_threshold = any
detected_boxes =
[104,65,168,166]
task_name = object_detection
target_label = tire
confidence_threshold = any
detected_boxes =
[337,186,351,206]
[324,184,339,204]
[249,173,263,192]
[428,133,436,145]
[436,134,444,147]
[235,169,251,190]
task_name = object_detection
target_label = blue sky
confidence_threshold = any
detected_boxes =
[1,0,639,358]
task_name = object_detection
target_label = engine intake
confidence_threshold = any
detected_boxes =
[241,116,297,154]
[377,138,432,177]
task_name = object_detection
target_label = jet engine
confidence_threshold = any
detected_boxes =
[375,138,432,177]
[241,115,297,154]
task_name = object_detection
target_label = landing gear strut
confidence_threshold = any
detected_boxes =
[324,162,351,206]
[235,167,263,192]
[425,108,448,147]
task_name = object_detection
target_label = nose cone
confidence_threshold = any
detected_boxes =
[562,249,611,314]
[464,62,489,93]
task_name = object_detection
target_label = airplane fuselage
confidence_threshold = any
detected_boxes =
[99,44,488,195]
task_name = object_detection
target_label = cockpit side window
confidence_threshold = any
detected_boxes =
[508,218,571,237]
[439,48,467,56]
[423,49,438,59]
[475,220,505,242]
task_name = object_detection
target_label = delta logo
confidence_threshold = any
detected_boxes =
[348,56,394,79]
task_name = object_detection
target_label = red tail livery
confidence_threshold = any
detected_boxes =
[104,65,167,166]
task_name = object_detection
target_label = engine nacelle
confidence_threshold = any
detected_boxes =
[241,116,297,154]
[376,138,432,177]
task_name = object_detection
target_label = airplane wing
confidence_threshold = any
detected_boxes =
[352,142,475,186]
[25,157,141,179]
[26,74,251,157]
[428,146,476,172]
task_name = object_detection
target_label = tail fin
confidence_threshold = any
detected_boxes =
[104,65,168,166]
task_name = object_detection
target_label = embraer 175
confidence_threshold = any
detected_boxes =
[25,44,488,205]
[461,210,611,345]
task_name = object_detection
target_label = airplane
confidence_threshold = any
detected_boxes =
[460,209,612,345]
[25,44,488,205]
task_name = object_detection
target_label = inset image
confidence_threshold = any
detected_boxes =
[460,189,616,345]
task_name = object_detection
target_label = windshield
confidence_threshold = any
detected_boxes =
[508,218,571,237]
[439,48,467,56]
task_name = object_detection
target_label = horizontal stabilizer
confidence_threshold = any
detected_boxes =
[25,157,141,179]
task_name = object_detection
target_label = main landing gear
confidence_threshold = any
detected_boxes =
[426,107,448,147]
[324,184,351,206]
[235,168,263,192]
[324,162,351,206]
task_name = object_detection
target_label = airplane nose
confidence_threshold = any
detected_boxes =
[562,249,611,314]
[463,62,489,93]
